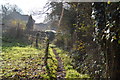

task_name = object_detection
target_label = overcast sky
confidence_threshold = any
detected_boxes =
[1,0,49,23]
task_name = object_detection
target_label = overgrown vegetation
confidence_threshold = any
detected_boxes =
[1,36,89,79]
[1,1,119,80]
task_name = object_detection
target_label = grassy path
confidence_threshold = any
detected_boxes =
[50,45,90,79]
[1,42,90,79]
[52,48,66,79]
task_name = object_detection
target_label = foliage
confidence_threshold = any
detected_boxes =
[92,2,120,44]
[48,2,104,79]
[92,2,120,79]
[54,34,65,48]
[2,1,120,79]
[55,47,90,79]
[1,3,22,17]
[47,2,77,34]
[65,69,90,78]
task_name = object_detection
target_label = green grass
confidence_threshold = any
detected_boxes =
[1,42,46,79]
[55,47,90,79]
[1,42,58,79]
[66,69,90,78]
[1,41,90,79]
[46,47,58,78]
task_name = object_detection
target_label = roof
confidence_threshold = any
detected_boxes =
[3,10,34,22]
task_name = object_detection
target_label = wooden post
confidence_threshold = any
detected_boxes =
[44,39,53,79]
[35,32,39,48]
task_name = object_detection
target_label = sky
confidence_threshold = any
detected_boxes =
[0,0,49,23]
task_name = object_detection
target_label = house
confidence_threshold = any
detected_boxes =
[3,10,29,22]
[2,10,35,30]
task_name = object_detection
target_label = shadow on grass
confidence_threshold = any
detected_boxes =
[2,35,31,49]
[1,75,44,80]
